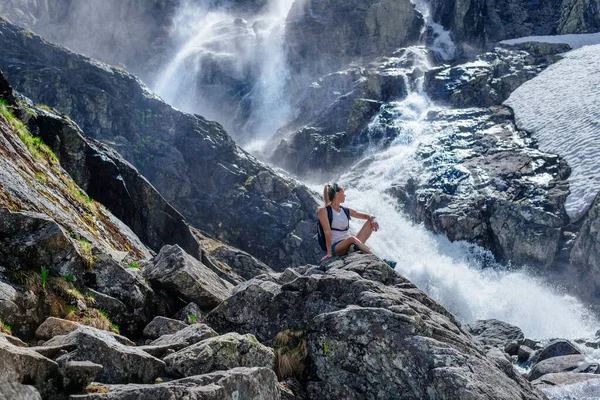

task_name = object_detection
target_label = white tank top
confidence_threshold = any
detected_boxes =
[330,207,350,244]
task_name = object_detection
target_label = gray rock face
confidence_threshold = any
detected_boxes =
[69,367,280,400]
[172,302,204,324]
[164,332,275,378]
[536,340,582,363]
[286,0,423,74]
[43,326,165,384]
[60,360,103,393]
[35,317,79,340]
[142,316,188,340]
[207,253,546,400]
[151,323,218,347]
[143,245,234,311]
[0,382,41,400]
[430,0,600,49]
[466,319,525,350]
[0,18,322,270]
[528,354,595,381]
[532,372,600,390]
[387,105,569,269]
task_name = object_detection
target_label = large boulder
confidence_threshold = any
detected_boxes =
[69,367,280,400]
[151,323,218,347]
[528,354,597,381]
[0,382,42,400]
[535,340,582,363]
[142,245,234,311]
[43,326,165,384]
[206,253,546,399]
[142,316,188,340]
[164,332,275,378]
[466,319,525,350]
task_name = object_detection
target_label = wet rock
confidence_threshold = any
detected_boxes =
[35,317,79,341]
[69,367,280,400]
[151,324,218,347]
[536,339,582,363]
[142,317,187,340]
[532,372,600,390]
[142,245,233,311]
[466,319,525,350]
[207,253,546,399]
[164,332,274,378]
[0,381,41,400]
[518,345,535,364]
[43,326,164,384]
[528,354,595,381]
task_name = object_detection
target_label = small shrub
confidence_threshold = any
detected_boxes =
[188,314,198,324]
[40,266,49,289]
[111,323,120,334]
[86,384,109,394]
[0,320,12,335]
[64,274,75,282]
[273,330,309,380]
[128,262,139,269]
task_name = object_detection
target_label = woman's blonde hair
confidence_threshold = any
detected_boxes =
[323,183,341,205]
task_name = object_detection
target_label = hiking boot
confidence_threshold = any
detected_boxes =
[383,259,397,268]
[347,244,356,254]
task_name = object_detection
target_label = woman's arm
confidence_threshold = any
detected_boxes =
[318,207,333,257]
[349,208,375,221]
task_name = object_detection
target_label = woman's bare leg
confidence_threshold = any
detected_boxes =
[356,220,374,244]
[334,236,372,256]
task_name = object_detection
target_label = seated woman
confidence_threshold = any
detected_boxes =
[318,182,379,261]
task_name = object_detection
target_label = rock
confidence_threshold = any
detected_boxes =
[466,319,525,350]
[0,381,41,400]
[142,245,234,311]
[172,302,204,324]
[536,340,582,363]
[207,253,546,399]
[137,342,189,359]
[35,317,80,341]
[0,332,27,348]
[43,326,164,384]
[518,345,535,364]
[286,0,423,74]
[505,340,520,356]
[528,354,597,381]
[164,332,275,378]
[0,18,322,270]
[151,323,218,347]
[532,371,600,390]
[142,317,188,340]
[60,360,103,393]
[0,334,61,397]
[68,367,280,400]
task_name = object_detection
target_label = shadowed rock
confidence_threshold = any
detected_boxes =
[142,316,188,340]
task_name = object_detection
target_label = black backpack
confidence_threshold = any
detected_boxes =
[317,206,351,251]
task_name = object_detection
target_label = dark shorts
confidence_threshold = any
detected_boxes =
[331,240,342,256]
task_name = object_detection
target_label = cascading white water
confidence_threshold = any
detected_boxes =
[151,0,294,143]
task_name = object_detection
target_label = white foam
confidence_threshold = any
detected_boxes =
[504,45,600,221]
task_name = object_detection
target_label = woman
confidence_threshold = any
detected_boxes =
[318,182,379,261]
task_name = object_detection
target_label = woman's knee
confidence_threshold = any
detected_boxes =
[351,236,363,244]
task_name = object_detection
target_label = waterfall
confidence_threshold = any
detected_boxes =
[151,0,294,143]
[410,0,456,60]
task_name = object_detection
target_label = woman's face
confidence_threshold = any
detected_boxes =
[336,187,346,203]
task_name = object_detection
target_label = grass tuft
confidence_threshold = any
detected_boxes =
[273,330,309,380]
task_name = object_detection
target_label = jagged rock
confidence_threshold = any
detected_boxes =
[68,367,280,400]
[466,319,525,350]
[528,354,598,381]
[35,317,79,340]
[0,334,61,397]
[151,324,218,347]
[206,241,274,281]
[138,342,189,359]
[286,0,423,74]
[388,106,569,269]
[143,245,233,311]
[164,332,275,378]
[207,253,546,399]
[43,326,164,384]
[532,372,600,390]
[142,317,187,340]
[0,381,41,400]
[172,302,204,324]
[536,339,582,363]
[60,360,103,393]
[0,19,322,270]
[0,332,27,348]
[518,345,535,363]
[425,46,567,108]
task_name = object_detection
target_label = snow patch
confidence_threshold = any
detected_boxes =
[501,32,600,50]
[504,44,600,220]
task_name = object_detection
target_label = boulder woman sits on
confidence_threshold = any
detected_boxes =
[318,183,395,268]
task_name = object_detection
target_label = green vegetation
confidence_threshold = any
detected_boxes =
[86,384,109,394]
[0,101,58,166]
[79,238,94,268]
[64,274,75,282]
[188,314,198,324]
[36,104,55,113]
[0,320,12,335]
[128,262,140,269]
[40,266,49,289]
[273,330,309,380]
[111,323,120,334]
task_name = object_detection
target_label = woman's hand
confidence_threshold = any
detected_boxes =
[369,215,379,232]
[320,253,332,262]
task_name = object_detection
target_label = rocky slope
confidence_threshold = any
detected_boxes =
[0,17,321,270]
